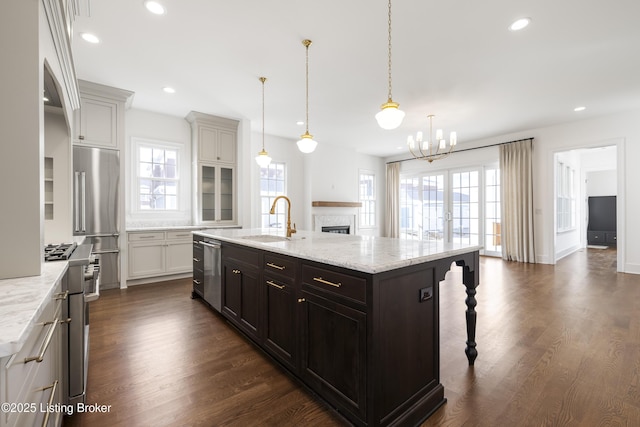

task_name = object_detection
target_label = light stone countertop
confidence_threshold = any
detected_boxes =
[195,228,483,274]
[126,225,240,233]
[0,262,68,358]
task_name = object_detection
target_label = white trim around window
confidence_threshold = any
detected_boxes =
[129,137,191,222]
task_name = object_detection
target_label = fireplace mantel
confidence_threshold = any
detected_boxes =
[312,201,362,208]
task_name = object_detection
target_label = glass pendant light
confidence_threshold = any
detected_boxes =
[297,39,318,153]
[255,77,272,167]
[375,0,405,130]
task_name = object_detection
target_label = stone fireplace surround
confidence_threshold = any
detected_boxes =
[313,215,356,235]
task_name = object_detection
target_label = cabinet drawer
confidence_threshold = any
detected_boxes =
[4,294,60,417]
[129,232,164,241]
[302,264,366,303]
[264,253,297,281]
[167,231,193,240]
[223,244,260,268]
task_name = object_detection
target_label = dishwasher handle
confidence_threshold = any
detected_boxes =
[201,241,221,249]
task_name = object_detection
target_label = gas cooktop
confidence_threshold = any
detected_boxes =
[44,242,78,261]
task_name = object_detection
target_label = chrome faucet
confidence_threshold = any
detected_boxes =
[270,195,297,238]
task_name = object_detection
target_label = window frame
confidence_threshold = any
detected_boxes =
[259,161,287,230]
[358,169,376,229]
[130,137,189,219]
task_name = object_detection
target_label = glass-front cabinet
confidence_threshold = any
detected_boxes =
[187,111,238,226]
[199,163,235,224]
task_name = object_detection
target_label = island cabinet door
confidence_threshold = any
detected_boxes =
[299,290,367,423]
[262,274,297,371]
[221,258,260,342]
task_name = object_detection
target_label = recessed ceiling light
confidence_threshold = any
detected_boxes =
[80,32,100,44]
[509,17,531,31]
[574,106,586,112]
[144,1,166,15]
[296,121,305,126]
[163,87,176,94]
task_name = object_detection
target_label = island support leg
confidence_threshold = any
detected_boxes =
[458,252,479,366]
[464,284,478,365]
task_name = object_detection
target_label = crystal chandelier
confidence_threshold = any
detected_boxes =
[375,0,404,130]
[407,115,457,162]
[297,39,318,153]
[255,76,272,167]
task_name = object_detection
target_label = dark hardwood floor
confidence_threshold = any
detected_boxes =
[64,247,640,426]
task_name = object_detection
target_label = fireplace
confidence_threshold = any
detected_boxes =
[313,215,356,235]
[322,225,350,234]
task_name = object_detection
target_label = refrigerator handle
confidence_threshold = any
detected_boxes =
[80,172,86,232]
[74,172,80,232]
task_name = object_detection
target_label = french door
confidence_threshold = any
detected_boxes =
[399,167,501,256]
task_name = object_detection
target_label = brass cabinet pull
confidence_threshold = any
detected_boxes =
[266,280,285,290]
[193,257,201,262]
[41,379,59,427]
[24,318,59,363]
[233,269,241,274]
[54,290,69,300]
[297,298,306,303]
[266,262,286,271]
[193,279,201,285]
[313,277,342,288]
[138,235,156,239]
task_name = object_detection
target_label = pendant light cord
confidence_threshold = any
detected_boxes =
[261,77,266,150]
[387,0,393,102]
[303,40,311,134]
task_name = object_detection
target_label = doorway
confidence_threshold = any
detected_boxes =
[553,144,620,269]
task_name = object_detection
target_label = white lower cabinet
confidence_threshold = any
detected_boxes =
[128,230,193,279]
[1,279,63,427]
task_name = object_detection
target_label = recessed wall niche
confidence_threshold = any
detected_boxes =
[44,156,53,220]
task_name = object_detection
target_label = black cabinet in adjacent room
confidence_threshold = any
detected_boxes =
[587,196,616,246]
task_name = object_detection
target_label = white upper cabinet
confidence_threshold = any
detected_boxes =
[186,111,239,225]
[76,95,117,147]
[74,80,134,149]
[186,111,237,164]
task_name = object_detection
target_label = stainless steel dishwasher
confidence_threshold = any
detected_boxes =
[202,240,222,311]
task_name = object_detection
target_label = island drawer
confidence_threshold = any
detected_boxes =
[263,253,297,280]
[222,244,260,268]
[302,264,366,303]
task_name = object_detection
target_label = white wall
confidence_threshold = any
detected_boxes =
[246,132,386,236]
[0,1,77,278]
[587,170,617,197]
[124,109,192,228]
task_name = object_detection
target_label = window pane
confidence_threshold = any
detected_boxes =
[137,145,180,211]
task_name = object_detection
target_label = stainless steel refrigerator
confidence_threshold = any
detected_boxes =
[73,145,120,289]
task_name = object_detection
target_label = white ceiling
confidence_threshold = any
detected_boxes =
[71,0,640,157]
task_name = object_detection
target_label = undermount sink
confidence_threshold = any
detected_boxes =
[240,235,290,243]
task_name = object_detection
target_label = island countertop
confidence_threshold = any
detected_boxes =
[194,228,482,274]
[0,261,68,358]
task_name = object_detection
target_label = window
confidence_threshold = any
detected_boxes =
[557,162,576,232]
[136,144,179,210]
[260,162,286,229]
[359,171,376,228]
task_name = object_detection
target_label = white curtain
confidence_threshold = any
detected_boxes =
[385,162,400,238]
[500,139,535,262]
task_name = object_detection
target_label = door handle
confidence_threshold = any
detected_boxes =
[80,171,86,232]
